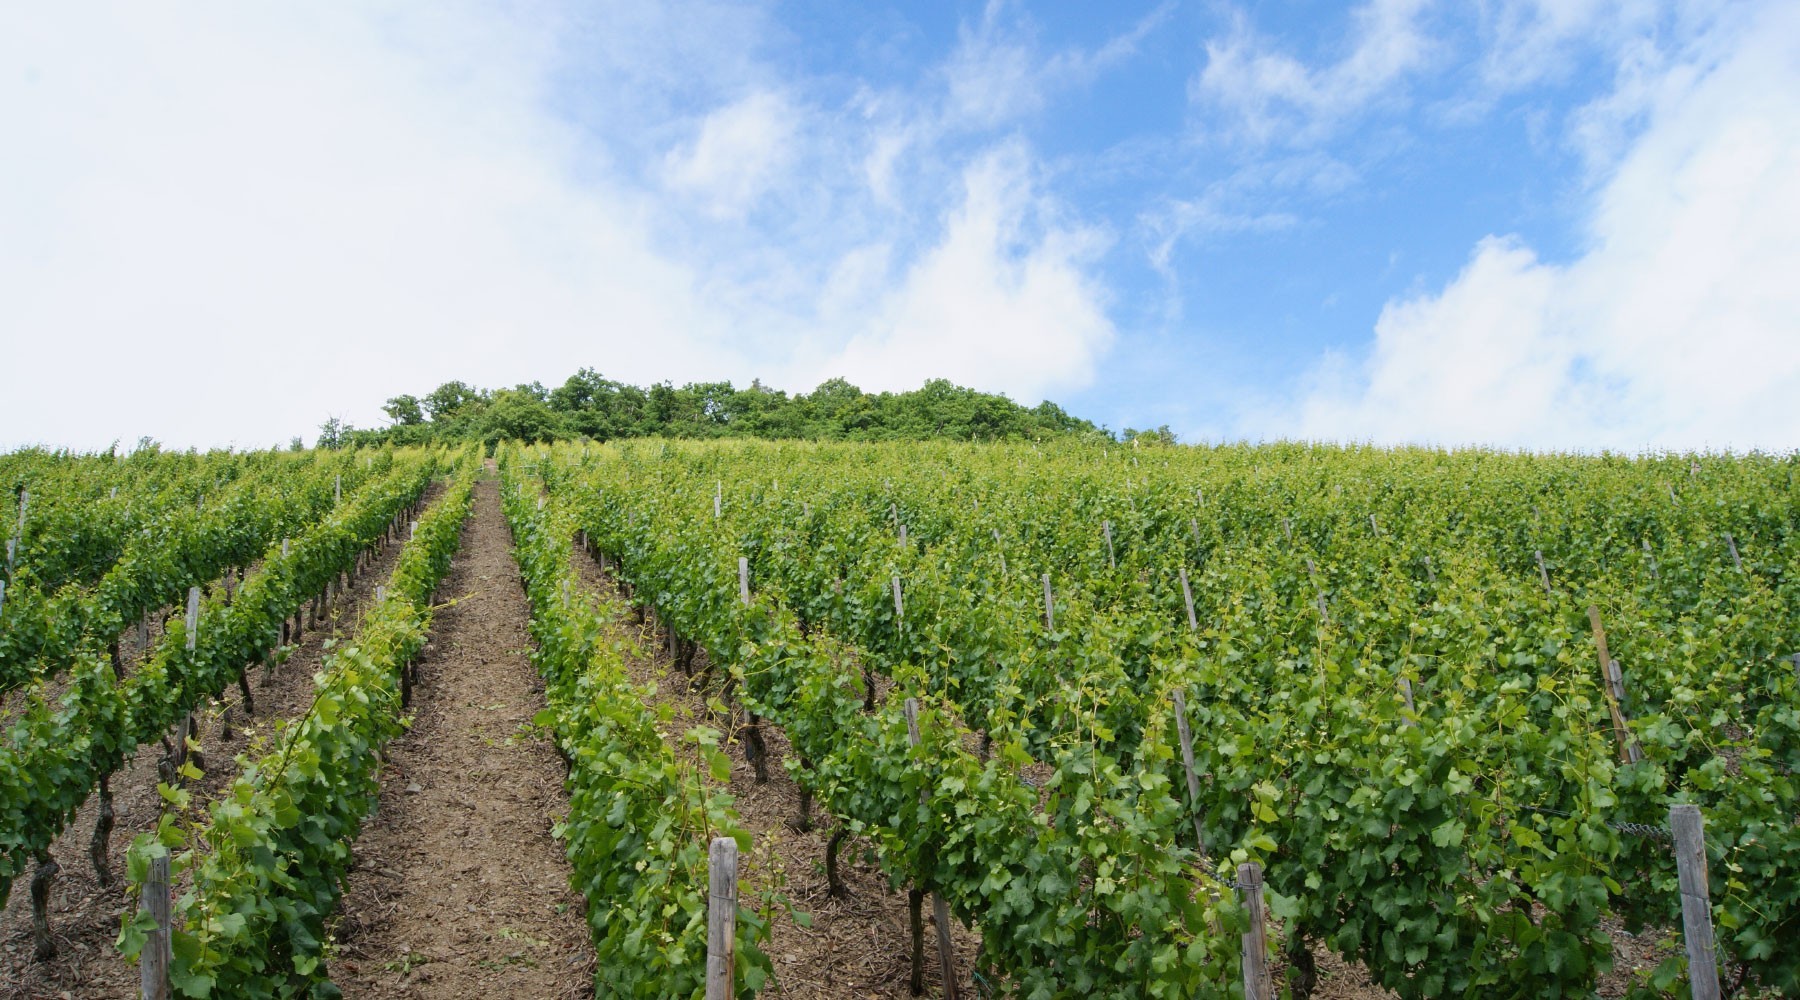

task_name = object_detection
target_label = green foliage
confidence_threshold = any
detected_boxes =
[340,371,1109,448]
[499,463,774,998]
[526,437,1800,998]
[0,451,444,908]
[123,459,478,997]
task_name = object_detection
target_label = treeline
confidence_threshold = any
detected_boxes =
[327,371,1149,448]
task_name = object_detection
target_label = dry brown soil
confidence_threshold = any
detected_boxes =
[330,478,591,999]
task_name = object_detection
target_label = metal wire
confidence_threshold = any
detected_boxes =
[1516,804,1672,842]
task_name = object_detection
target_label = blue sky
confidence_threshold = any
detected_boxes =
[2,1,1797,451]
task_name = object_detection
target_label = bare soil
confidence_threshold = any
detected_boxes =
[330,478,591,999]
[570,542,984,999]
[1,508,421,999]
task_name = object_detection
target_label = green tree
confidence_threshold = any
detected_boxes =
[382,394,425,426]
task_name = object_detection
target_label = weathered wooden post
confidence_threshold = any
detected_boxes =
[140,853,172,1000]
[1669,805,1721,1000]
[1238,862,1272,1000]
[706,837,738,1000]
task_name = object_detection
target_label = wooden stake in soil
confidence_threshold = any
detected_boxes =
[904,698,960,1000]
[140,852,172,1000]
[1042,573,1055,632]
[739,557,750,606]
[1178,567,1198,631]
[1669,805,1722,1000]
[706,837,738,1000]
[1643,539,1659,579]
[1586,606,1643,764]
[1398,677,1417,727]
[1102,520,1115,569]
[1535,550,1553,594]
[1172,689,1206,854]
[1238,862,1272,1000]
[1724,533,1743,573]
[184,586,200,651]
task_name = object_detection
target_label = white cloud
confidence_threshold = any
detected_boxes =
[1284,2,1800,450]
[804,146,1115,403]
[0,4,1127,450]
[663,90,797,218]
[1192,0,1435,144]
[943,0,1171,131]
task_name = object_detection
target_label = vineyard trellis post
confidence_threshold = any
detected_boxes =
[1178,567,1198,631]
[706,836,738,1000]
[140,852,172,1000]
[1171,689,1205,854]
[1586,607,1644,764]
[1669,805,1722,1000]
[1238,862,1272,1000]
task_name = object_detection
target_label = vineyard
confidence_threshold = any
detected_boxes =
[0,438,1795,998]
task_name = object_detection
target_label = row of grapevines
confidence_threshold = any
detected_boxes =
[547,439,1797,996]
[524,446,1245,999]
[0,449,393,693]
[118,454,479,998]
[499,455,775,998]
[0,452,441,906]
[3,447,261,594]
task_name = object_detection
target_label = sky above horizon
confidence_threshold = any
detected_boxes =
[3,1,1797,453]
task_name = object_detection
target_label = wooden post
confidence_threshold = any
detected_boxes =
[991,528,1006,578]
[892,575,904,623]
[141,852,172,1000]
[739,557,750,606]
[1586,607,1643,764]
[706,837,737,1000]
[1607,658,1628,715]
[1172,689,1206,854]
[1238,862,1272,1000]
[1724,533,1742,573]
[1281,518,1292,543]
[1535,550,1553,594]
[1398,677,1417,727]
[1669,805,1722,1000]
[184,587,200,651]
[1643,539,1659,579]
[1190,518,1202,547]
[0,579,6,617]
[899,524,907,548]
[409,520,418,539]
[1178,568,1198,631]
[903,699,959,999]
[1042,574,1054,632]
[1102,520,1115,569]
[1423,556,1436,583]
[333,474,341,504]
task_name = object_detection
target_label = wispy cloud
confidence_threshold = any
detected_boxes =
[1191,0,1437,145]
[1278,2,1800,450]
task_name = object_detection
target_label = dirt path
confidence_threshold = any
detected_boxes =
[0,502,423,999]
[331,478,591,999]
[569,543,981,999]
